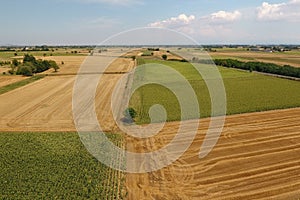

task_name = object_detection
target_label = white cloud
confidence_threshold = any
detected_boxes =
[149,14,195,28]
[210,10,242,22]
[148,10,241,30]
[148,11,242,40]
[257,0,300,21]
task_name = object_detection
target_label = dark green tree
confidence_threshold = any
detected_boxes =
[49,60,59,72]
[16,66,33,76]
[124,108,137,120]
[12,59,19,67]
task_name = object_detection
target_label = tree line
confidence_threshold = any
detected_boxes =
[0,61,11,66]
[10,54,59,76]
[193,58,300,78]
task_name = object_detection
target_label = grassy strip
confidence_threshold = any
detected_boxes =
[0,75,45,95]
[130,59,300,124]
[0,132,125,199]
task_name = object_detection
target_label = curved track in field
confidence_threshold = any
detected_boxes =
[126,108,300,199]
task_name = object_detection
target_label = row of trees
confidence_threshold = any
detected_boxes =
[195,58,300,78]
[0,61,11,66]
[147,48,160,51]
[11,54,59,76]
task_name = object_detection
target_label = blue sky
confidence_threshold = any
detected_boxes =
[1,0,300,45]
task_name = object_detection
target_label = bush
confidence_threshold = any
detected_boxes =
[162,54,168,60]
[124,108,137,123]
[8,70,14,75]
[49,60,59,72]
[12,59,19,67]
[17,66,33,76]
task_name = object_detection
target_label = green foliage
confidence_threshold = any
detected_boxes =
[23,54,36,63]
[12,59,19,67]
[16,55,59,75]
[0,61,11,66]
[162,54,168,60]
[0,75,45,95]
[197,58,300,78]
[124,107,137,119]
[0,132,124,199]
[49,60,59,72]
[131,59,300,124]
[16,65,33,76]
[141,51,153,56]
[147,48,160,51]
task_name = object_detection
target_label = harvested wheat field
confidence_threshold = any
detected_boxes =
[0,55,135,132]
[126,108,300,199]
[0,67,10,75]
[0,76,76,132]
[41,56,86,75]
[0,75,27,87]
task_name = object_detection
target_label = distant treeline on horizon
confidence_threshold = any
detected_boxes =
[1,44,300,49]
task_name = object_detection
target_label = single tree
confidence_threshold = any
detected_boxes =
[124,108,137,120]
[49,60,59,72]
[12,59,19,67]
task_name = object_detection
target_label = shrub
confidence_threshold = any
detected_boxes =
[17,65,33,76]
[124,108,137,120]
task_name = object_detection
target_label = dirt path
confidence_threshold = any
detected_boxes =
[126,107,300,199]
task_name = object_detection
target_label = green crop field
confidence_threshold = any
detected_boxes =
[130,59,300,124]
[0,132,124,199]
